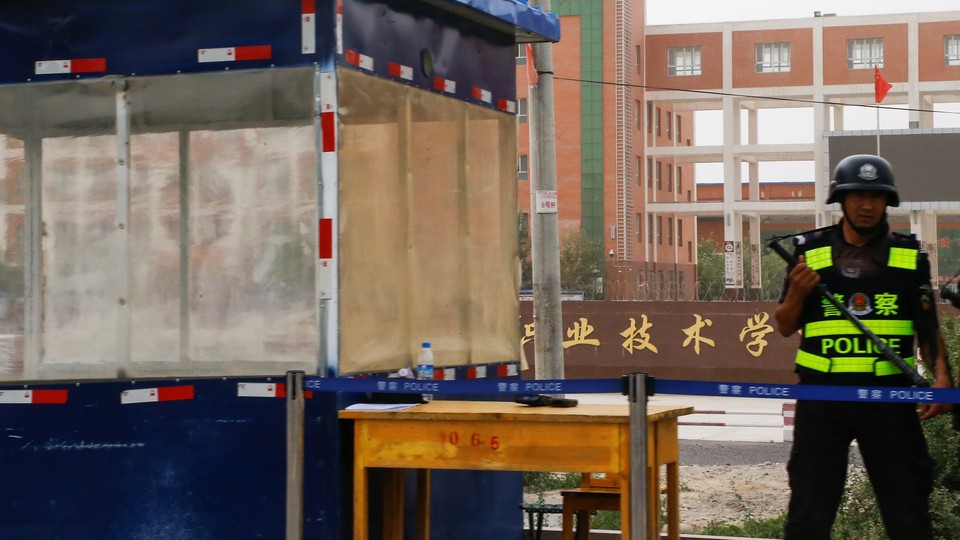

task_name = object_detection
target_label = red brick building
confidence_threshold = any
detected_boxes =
[519,5,960,298]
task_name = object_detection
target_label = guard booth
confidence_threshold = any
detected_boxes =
[0,1,559,538]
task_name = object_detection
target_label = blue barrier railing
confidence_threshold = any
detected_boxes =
[305,376,960,404]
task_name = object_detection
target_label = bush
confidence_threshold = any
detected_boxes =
[700,514,786,538]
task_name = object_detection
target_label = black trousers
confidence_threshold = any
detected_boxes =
[784,400,934,540]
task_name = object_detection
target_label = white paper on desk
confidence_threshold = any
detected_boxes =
[344,403,420,411]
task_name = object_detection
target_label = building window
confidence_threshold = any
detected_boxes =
[517,154,528,181]
[646,158,653,188]
[516,44,526,65]
[655,107,661,136]
[648,214,654,244]
[756,42,791,73]
[636,156,642,186]
[657,216,663,245]
[946,35,960,66]
[676,115,682,143]
[635,100,642,130]
[646,101,653,134]
[678,219,683,246]
[677,166,683,195]
[665,166,673,193]
[668,46,702,76]
[636,213,642,242]
[656,161,662,190]
[847,38,883,69]
[667,218,674,246]
[518,98,528,124]
[666,111,673,140]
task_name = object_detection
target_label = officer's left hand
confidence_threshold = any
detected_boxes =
[918,378,953,421]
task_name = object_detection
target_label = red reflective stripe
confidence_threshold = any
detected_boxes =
[71,58,106,73]
[344,50,360,66]
[157,385,194,402]
[234,45,272,61]
[320,111,336,152]
[319,218,333,259]
[302,0,316,14]
[32,389,68,404]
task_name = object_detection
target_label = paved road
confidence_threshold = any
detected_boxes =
[570,393,868,467]
[681,439,791,466]
[573,392,792,443]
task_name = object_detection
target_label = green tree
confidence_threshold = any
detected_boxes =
[518,213,532,291]
[518,217,604,300]
[697,238,787,301]
[0,261,23,296]
[696,237,725,300]
[559,229,604,300]
[744,245,788,301]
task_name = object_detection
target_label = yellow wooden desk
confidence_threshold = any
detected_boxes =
[340,400,692,540]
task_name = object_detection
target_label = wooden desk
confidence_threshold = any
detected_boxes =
[341,401,691,540]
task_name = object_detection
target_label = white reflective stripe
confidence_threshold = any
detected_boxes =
[357,53,374,71]
[237,382,281,398]
[121,388,159,404]
[302,14,316,54]
[0,390,32,404]
[35,60,71,74]
[198,47,235,63]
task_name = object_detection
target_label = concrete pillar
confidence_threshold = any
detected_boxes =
[911,210,940,292]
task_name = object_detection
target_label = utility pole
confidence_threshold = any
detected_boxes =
[528,0,564,381]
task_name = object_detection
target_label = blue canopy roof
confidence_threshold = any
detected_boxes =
[430,0,561,42]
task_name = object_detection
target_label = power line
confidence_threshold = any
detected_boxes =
[554,76,960,115]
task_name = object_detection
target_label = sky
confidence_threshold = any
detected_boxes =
[643,1,960,182]
[645,1,960,26]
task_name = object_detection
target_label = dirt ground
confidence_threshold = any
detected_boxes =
[674,463,789,532]
[524,462,790,534]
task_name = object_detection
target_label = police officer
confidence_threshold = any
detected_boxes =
[775,154,952,540]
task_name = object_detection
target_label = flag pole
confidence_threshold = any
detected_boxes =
[873,66,891,156]
[876,104,880,156]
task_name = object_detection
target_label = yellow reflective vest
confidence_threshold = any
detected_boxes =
[793,230,922,377]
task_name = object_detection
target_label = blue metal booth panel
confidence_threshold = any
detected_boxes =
[0,378,343,540]
[340,0,520,111]
[0,0,557,87]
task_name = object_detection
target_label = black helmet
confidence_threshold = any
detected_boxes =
[827,154,899,207]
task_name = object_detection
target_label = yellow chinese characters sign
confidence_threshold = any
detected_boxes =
[517,301,798,384]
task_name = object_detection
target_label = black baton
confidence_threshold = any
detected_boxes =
[768,238,929,388]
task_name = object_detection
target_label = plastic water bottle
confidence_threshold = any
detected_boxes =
[417,342,435,402]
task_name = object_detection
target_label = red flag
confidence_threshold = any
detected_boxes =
[526,44,538,86]
[874,67,892,103]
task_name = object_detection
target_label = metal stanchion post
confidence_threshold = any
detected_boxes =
[285,371,305,540]
[627,373,649,540]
